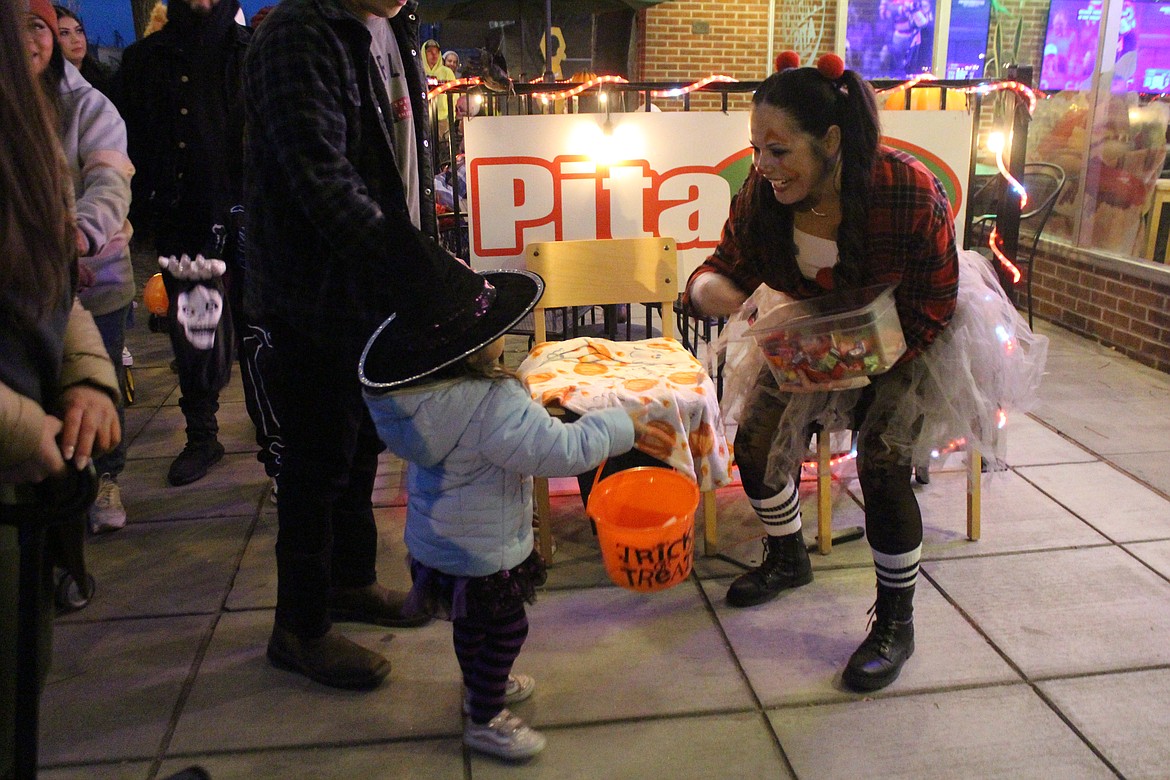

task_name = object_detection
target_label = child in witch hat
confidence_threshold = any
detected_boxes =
[360,268,671,762]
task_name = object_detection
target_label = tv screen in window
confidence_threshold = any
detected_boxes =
[1113,0,1170,94]
[945,0,992,79]
[846,0,936,79]
[1040,0,1170,93]
[1038,0,1103,90]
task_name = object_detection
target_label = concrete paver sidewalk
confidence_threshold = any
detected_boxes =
[37,312,1170,779]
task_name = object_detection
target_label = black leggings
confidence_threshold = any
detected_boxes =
[734,363,924,555]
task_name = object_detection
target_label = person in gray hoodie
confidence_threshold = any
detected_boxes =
[361,268,672,761]
[28,0,135,533]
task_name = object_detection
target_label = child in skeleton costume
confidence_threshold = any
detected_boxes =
[112,0,281,488]
[685,53,1046,693]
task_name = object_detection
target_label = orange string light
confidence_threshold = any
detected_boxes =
[961,80,1041,115]
[875,73,939,96]
[992,137,1029,211]
[649,74,739,98]
[932,437,967,459]
[800,447,857,475]
[988,224,1023,284]
[427,77,483,99]
[430,73,1038,112]
[432,74,742,103]
[529,75,630,101]
[984,128,1027,284]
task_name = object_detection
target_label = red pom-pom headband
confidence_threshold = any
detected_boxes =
[774,50,846,82]
[774,50,801,72]
[816,53,845,80]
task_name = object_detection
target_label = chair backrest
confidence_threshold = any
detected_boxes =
[967,162,1066,258]
[1018,162,1066,260]
[524,237,678,342]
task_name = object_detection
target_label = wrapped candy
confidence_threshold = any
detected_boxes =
[751,285,906,391]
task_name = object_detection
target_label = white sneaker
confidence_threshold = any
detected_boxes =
[88,473,127,533]
[463,708,546,760]
[463,673,536,714]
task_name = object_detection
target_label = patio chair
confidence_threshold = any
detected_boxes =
[971,162,1066,328]
[810,429,982,554]
[517,236,729,561]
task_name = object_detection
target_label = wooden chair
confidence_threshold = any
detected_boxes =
[810,430,981,554]
[522,236,724,562]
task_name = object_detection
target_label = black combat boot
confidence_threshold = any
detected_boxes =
[726,532,813,607]
[842,584,915,692]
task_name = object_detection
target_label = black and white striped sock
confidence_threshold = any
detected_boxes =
[872,545,921,590]
[749,477,802,537]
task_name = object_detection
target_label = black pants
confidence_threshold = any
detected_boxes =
[268,320,382,639]
[157,227,281,474]
[227,276,282,477]
[734,362,924,555]
[161,267,229,442]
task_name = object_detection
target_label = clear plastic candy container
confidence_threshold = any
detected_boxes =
[748,284,906,390]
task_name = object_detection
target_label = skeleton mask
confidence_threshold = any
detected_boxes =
[176,283,223,350]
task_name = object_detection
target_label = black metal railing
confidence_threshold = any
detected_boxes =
[425,72,1034,354]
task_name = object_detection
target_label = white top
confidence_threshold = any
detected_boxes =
[794,227,838,285]
[368,17,421,229]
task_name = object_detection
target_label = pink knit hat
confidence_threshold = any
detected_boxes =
[27,0,58,37]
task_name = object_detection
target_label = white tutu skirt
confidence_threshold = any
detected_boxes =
[710,249,1049,483]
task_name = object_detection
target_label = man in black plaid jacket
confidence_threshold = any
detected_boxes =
[243,0,471,690]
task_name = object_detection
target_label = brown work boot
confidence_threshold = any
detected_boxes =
[328,582,430,628]
[266,624,390,690]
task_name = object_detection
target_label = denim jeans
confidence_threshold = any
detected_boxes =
[90,305,130,478]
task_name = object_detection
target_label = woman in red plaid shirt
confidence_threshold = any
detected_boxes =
[684,54,960,693]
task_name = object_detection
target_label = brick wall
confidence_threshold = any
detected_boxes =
[985,0,1048,79]
[637,0,837,111]
[634,1,1170,377]
[1032,242,1170,373]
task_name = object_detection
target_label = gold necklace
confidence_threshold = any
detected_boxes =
[810,206,828,218]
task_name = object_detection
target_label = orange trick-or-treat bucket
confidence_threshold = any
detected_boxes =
[586,466,699,593]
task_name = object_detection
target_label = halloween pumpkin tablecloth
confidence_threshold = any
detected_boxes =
[517,337,731,491]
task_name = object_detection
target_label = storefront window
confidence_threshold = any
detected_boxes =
[1024,0,1170,263]
[1078,93,1168,256]
[1029,91,1092,242]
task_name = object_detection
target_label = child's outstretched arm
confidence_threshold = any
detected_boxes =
[476,381,635,478]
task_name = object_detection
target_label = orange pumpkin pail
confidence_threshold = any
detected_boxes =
[143,272,168,316]
[585,465,699,593]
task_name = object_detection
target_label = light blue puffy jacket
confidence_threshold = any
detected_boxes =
[365,375,634,577]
